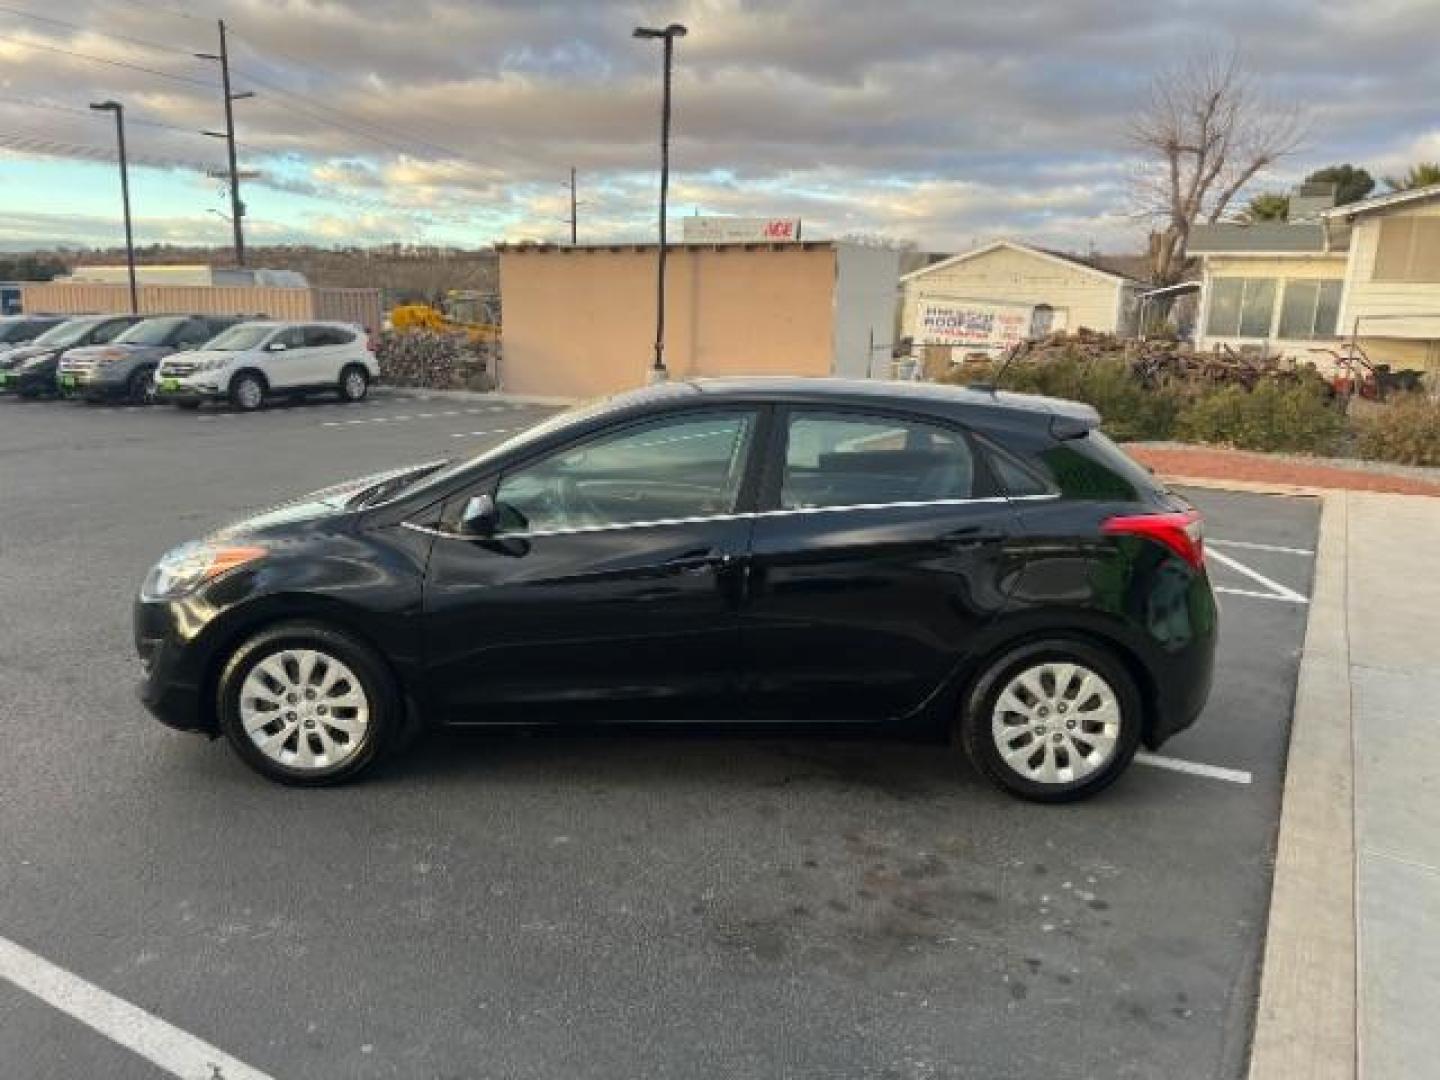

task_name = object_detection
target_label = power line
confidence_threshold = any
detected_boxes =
[0,5,205,59]
[0,94,214,137]
[0,34,218,88]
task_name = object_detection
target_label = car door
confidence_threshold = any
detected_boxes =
[300,325,347,386]
[421,407,765,723]
[740,406,1025,723]
[262,325,307,388]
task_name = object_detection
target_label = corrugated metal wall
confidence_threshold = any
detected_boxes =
[20,283,382,330]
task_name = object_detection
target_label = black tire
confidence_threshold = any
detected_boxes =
[175,400,201,411]
[338,364,369,403]
[127,367,154,405]
[958,638,1143,803]
[217,621,401,786]
[229,370,266,411]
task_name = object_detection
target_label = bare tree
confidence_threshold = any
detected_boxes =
[1130,50,1304,285]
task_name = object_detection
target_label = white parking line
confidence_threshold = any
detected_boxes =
[449,426,519,438]
[322,406,515,428]
[1136,752,1253,785]
[1207,547,1309,604]
[0,933,276,1080]
[1214,585,1308,604]
[1209,538,1315,557]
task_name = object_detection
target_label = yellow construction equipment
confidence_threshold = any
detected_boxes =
[389,290,500,344]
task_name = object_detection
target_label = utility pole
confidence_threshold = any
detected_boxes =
[197,21,254,266]
[569,166,578,245]
[632,23,687,382]
[90,100,137,314]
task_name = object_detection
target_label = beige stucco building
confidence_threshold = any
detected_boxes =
[899,240,1143,365]
[1192,182,1440,378]
[496,241,899,399]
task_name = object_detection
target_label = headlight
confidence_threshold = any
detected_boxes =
[193,356,230,372]
[141,542,267,601]
[18,352,55,370]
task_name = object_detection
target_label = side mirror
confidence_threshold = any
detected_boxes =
[460,493,497,537]
[267,341,287,352]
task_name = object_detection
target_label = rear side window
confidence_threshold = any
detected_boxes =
[987,445,1052,497]
[305,326,354,347]
[1038,431,1162,502]
[175,320,215,345]
[93,319,134,344]
[781,412,975,509]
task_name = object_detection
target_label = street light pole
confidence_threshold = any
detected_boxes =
[569,166,578,245]
[197,20,254,266]
[633,23,687,382]
[90,100,137,314]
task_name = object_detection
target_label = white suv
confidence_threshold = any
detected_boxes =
[153,320,379,411]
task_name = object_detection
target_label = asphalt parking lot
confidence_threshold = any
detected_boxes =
[0,390,1319,1080]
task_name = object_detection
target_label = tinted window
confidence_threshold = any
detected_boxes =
[1037,431,1160,501]
[781,413,974,509]
[175,319,216,345]
[987,445,1052,497]
[495,412,756,534]
[305,326,354,347]
[92,319,137,344]
[273,326,306,350]
[32,318,107,347]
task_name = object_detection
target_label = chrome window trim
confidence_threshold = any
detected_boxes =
[406,493,1057,542]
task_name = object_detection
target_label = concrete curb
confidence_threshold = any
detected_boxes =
[375,386,576,407]
[1246,491,1356,1080]
[1157,474,1329,499]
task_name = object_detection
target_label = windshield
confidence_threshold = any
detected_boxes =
[0,319,42,343]
[115,317,188,345]
[31,318,105,347]
[204,323,274,351]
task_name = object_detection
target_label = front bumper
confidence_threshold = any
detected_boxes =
[134,596,213,733]
[0,367,57,395]
[153,379,225,405]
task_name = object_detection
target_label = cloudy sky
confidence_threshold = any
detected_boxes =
[1,0,1437,254]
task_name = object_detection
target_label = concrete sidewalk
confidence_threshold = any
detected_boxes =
[1247,491,1440,1080]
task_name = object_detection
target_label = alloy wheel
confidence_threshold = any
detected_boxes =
[343,370,367,401]
[236,377,263,410]
[990,661,1121,784]
[238,649,371,771]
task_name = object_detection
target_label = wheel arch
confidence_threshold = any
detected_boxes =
[229,366,270,393]
[194,594,418,734]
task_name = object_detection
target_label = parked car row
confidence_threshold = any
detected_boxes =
[0,313,380,410]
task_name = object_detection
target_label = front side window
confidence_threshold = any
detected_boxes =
[780,412,975,510]
[206,324,274,352]
[494,411,756,534]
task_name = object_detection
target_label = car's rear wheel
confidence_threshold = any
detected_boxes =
[959,638,1142,802]
[217,622,398,785]
[230,371,266,411]
[339,365,369,403]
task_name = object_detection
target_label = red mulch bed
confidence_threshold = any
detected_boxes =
[1126,445,1440,497]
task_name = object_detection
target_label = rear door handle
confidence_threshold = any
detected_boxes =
[946,526,1005,548]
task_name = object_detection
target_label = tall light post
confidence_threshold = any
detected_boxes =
[197,20,254,266]
[90,100,137,314]
[633,22,687,382]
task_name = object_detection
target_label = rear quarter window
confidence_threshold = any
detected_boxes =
[1037,431,1164,502]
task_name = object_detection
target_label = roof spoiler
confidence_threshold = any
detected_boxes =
[1049,403,1100,440]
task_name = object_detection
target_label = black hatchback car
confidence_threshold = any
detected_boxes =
[136,378,1217,801]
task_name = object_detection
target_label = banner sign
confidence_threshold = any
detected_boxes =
[681,217,802,242]
[916,299,1032,350]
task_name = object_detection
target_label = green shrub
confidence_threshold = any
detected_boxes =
[939,353,1183,441]
[1174,379,1346,454]
[1351,394,1440,465]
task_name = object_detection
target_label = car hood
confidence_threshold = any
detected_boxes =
[215,460,450,537]
[164,348,239,367]
[1,344,56,368]
[68,343,169,362]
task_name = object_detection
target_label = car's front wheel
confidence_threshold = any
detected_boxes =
[959,638,1142,802]
[217,622,399,785]
[230,371,266,411]
[339,365,369,403]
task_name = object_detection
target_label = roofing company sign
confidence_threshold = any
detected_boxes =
[916,299,1033,350]
[681,217,802,242]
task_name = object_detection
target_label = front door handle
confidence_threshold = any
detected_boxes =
[665,549,735,575]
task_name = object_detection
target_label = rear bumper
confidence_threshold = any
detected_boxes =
[1141,573,1218,748]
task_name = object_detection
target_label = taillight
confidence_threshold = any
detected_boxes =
[1101,509,1205,568]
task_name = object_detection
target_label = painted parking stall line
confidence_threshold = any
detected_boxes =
[1135,752,1253,785]
[1207,546,1310,605]
[450,427,520,439]
[322,406,520,428]
[1209,538,1315,557]
[0,933,276,1080]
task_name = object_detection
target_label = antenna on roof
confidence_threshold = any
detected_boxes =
[970,339,1031,394]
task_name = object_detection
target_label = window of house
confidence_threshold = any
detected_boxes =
[1206,277,1278,338]
[1278,280,1344,339]
[1373,217,1440,283]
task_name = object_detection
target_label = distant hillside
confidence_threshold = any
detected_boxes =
[6,244,497,302]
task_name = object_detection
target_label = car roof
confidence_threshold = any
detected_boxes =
[596,376,1099,430]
